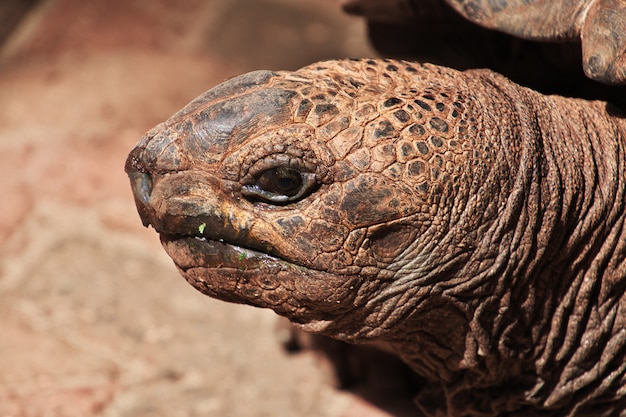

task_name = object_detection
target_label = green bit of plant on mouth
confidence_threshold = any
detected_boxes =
[238,253,248,271]
[198,223,206,234]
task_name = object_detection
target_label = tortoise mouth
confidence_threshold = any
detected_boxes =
[159,232,364,323]
[159,233,289,272]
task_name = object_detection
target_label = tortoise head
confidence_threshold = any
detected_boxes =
[125,59,496,347]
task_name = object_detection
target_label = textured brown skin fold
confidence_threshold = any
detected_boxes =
[126,59,626,416]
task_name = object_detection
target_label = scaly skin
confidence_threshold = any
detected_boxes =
[125,59,626,416]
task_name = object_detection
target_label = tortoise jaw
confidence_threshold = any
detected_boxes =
[159,231,363,322]
[159,233,282,272]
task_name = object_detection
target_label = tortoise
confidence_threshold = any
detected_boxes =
[341,0,626,104]
[125,2,626,417]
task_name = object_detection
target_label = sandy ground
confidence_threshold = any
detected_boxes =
[0,0,426,416]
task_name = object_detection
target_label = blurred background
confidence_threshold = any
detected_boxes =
[0,0,389,416]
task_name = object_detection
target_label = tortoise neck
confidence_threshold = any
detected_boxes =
[427,72,626,415]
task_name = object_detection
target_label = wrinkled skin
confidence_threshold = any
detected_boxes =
[126,59,626,416]
[341,0,626,85]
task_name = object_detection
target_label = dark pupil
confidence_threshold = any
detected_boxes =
[277,176,296,192]
[259,168,302,196]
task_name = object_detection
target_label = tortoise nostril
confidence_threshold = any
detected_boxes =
[129,171,153,205]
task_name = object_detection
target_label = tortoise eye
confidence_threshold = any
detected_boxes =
[242,167,317,204]
[258,167,302,196]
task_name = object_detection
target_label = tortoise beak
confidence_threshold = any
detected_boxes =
[128,171,154,228]
[125,146,156,228]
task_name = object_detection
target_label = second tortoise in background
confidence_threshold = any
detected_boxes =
[342,0,626,104]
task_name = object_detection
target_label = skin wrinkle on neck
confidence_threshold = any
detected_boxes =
[531,100,626,409]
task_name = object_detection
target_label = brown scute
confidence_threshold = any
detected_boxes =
[373,120,397,139]
[429,117,449,133]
